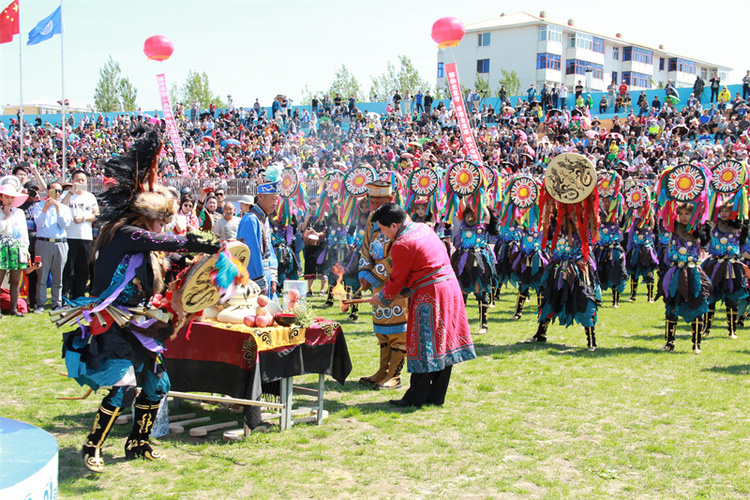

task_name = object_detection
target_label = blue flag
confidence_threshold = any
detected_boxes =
[27,6,63,46]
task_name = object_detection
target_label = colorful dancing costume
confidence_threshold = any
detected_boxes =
[509,226,549,319]
[625,221,659,303]
[701,219,749,338]
[593,217,628,307]
[450,211,497,333]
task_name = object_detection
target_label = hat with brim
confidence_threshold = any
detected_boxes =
[367,180,391,198]
[0,183,29,207]
[239,194,255,205]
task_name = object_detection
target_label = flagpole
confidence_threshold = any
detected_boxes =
[18,0,23,161]
[60,0,66,181]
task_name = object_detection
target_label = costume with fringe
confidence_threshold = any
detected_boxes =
[538,229,599,328]
[509,227,549,295]
[625,222,659,283]
[493,224,522,286]
[272,223,301,286]
[450,219,496,297]
[701,220,750,307]
[658,223,712,323]
[322,218,350,284]
[593,220,627,294]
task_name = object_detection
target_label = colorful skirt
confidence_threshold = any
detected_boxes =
[593,244,628,293]
[658,263,712,323]
[625,243,659,281]
[494,239,519,286]
[451,246,496,296]
[701,257,750,306]
[0,242,28,271]
[538,259,598,328]
[509,248,549,294]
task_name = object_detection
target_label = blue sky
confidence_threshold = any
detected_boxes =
[1,0,748,111]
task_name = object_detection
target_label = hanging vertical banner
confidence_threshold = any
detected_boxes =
[157,73,189,175]
[445,63,482,166]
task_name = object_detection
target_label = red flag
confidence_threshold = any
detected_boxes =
[0,0,19,44]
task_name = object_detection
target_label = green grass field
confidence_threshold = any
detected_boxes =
[3,289,750,499]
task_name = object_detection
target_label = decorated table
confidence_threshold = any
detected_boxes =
[163,319,351,431]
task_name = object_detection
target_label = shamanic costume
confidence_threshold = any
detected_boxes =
[377,219,476,407]
[358,181,408,390]
[58,126,221,472]
[656,163,713,353]
[593,171,628,307]
[622,182,658,303]
[529,153,601,350]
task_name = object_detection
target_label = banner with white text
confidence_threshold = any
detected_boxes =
[445,63,482,166]
[157,73,189,176]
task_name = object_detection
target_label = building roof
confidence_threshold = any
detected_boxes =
[465,12,732,71]
[3,97,92,111]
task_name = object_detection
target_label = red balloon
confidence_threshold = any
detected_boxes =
[431,17,465,49]
[143,35,174,62]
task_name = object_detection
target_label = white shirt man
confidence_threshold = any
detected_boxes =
[213,202,239,241]
[61,170,99,299]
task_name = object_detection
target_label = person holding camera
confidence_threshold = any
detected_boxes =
[0,178,31,317]
[32,180,71,312]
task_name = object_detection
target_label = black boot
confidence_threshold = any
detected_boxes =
[628,276,638,302]
[512,290,525,320]
[612,291,620,308]
[585,326,597,351]
[728,307,738,339]
[125,398,165,461]
[704,305,715,338]
[323,285,334,308]
[82,402,122,473]
[524,319,550,343]
[348,304,359,322]
[646,282,655,303]
[661,319,677,351]
[692,317,703,354]
[738,312,746,328]
[479,298,488,334]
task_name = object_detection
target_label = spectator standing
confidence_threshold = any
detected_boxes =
[61,170,98,299]
[415,90,424,114]
[693,75,705,103]
[424,91,434,115]
[213,202,239,241]
[607,81,617,109]
[575,80,584,100]
[710,73,721,103]
[33,181,71,312]
[559,84,568,110]
[742,70,750,101]
[0,179,30,317]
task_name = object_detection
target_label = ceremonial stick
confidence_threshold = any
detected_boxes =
[56,387,94,400]
[189,421,239,437]
[341,298,370,305]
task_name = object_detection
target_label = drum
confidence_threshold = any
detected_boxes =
[180,241,251,313]
[544,153,597,204]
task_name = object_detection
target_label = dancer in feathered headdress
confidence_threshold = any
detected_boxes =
[622,181,659,303]
[500,175,548,321]
[655,163,712,353]
[527,153,601,351]
[593,170,628,308]
[701,160,750,339]
[59,126,221,473]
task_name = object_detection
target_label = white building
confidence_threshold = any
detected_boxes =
[436,11,732,95]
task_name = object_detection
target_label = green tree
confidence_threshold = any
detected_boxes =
[497,69,521,97]
[173,70,225,109]
[299,84,327,105]
[328,65,364,102]
[93,56,138,112]
[369,55,431,102]
[474,75,491,98]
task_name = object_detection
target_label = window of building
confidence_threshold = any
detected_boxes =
[592,37,604,54]
[622,71,650,88]
[622,46,653,64]
[612,47,619,60]
[437,62,444,78]
[659,58,665,71]
[701,68,708,80]
[612,71,618,84]
[478,33,490,47]
[476,59,490,74]
[667,57,696,74]
[537,53,561,71]
[565,59,603,80]
[538,25,562,43]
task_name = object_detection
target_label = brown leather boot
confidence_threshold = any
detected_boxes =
[359,334,389,386]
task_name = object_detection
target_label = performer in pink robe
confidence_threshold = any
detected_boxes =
[369,203,476,407]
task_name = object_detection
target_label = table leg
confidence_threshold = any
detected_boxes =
[279,376,294,430]
[316,374,325,426]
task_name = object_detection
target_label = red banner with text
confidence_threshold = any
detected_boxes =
[445,63,482,166]
[157,73,189,176]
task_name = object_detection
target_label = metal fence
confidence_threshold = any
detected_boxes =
[89,177,321,198]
